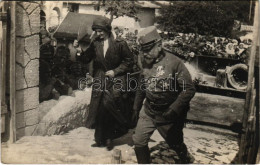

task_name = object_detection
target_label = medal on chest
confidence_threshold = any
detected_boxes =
[154,65,165,77]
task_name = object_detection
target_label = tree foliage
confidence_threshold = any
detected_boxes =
[156,1,255,37]
[96,0,140,22]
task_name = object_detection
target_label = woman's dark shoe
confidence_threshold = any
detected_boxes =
[106,139,114,151]
[91,142,105,148]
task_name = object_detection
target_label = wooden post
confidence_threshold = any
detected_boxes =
[1,11,7,134]
[243,1,259,129]
[1,13,7,103]
[111,149,122,164]
[257,147,260,163]
[1,20,6,134]
[249,0,252,21]
[238,1,259,163]
[8,1,16,143]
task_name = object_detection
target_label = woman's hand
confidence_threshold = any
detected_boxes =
[105,70,115,78]
[73,39,79,47]
[73,40,82,56]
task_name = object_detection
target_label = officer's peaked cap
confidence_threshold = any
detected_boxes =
[138,26,161,51]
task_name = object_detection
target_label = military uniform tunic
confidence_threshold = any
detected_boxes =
[133,49,196,148]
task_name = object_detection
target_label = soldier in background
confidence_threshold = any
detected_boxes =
[52,46,73,96]
[40,29,54,65]
[40,33,74,102]
[39,29,57,102]
[67,62,85,90]
[39,60,58,102]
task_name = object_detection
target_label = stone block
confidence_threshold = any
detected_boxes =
[26,3,39,15]
[227,152,237,162]
[16,107,40,132]
[24,107,39,126]
[17,2,31,10]
[16,124,37,140]
[16,37,31,67]
[34,90,91,136]
[32,122,48,136]
[194,155,212,164]
[152,158,164,164]
[16,64,27,90]
[39,99,58,120]
[16,4,31,36]
[25,59,39,87]
[214,155,230,164]
[16,87,39,113]
[25,125,37,136]
[16,112,25,129]
[16,127,25,140]
[25,35,39,59]
[210,160,222,164]
[29,7,40,34]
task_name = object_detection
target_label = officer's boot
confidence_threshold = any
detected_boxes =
[174,143,195,164]
[134,146,151,164]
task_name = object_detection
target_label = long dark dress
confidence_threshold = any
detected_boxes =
[79,35,133,144]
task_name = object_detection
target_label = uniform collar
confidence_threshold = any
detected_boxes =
[154,51,165,64]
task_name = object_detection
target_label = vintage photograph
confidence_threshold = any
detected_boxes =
[0,0,259,164]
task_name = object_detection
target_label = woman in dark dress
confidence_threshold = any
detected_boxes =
[74,16,133,150]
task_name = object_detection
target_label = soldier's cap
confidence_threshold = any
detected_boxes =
[137,26,162,51]
[92,16,112,32]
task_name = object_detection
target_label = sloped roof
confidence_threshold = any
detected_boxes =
[135,1,170,9]
[53,12,102,41]
[66,1,98,5]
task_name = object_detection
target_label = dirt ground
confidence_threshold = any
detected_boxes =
[1,124,239,164]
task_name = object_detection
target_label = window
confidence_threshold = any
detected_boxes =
[69,4,79,13]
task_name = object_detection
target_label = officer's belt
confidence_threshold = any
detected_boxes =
[146,98,171,111]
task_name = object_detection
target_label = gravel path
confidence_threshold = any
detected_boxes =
[1,125,239,164]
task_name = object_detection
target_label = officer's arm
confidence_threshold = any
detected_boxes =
[169,61,196,116]
[133,74,146,112]
[113,41,134,76]
[77,42,95,64]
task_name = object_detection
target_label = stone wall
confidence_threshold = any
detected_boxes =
[14,1,91,140]
[15,1,41,140]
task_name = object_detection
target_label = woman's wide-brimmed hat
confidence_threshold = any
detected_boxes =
[92,16,112,32]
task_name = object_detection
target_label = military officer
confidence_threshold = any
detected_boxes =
[132,26,196,164]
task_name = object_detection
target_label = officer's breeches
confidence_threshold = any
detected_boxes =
[132,105,184,148]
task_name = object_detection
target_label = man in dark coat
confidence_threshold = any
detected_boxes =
[74,16,134,150]
[132,26,196,164]
[39,29,56,102]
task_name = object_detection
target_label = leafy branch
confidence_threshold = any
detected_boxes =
[95,0,140,23]
[156,1,254,37]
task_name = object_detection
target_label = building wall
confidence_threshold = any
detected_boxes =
[62,4,153,29]
[42,2,158,32]
[77,4,156,29]
[15,1,41,140]
[41,1,64,31]
[78,4,147,29]
[78,5,106,16]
